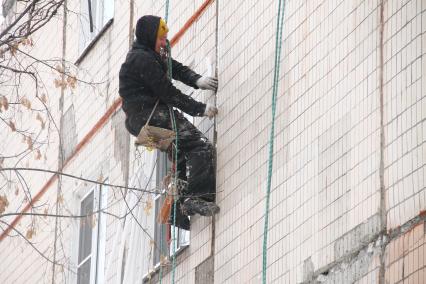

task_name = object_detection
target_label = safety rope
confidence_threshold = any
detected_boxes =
[162,3,179,284]
[262,1,286,283]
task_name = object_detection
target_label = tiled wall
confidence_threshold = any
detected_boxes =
[385,222,426,283]
[384,0,426,230]
[216,0,425,283]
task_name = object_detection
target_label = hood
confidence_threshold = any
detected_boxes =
[135,15,161,51]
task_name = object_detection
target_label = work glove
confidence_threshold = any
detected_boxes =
[196,76,218,91]
[203,103,218,119]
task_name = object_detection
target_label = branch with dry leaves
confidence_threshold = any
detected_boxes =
[0,219,74,274]
[0,0,65,49]
[0,167,160,194]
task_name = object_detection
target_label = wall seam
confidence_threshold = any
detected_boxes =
[51,1,68,282]
[378,0,386,283]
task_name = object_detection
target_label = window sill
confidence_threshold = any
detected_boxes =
[75,18,114,65]
[142,245,189,283]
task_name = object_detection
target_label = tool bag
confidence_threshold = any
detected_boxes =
[135,100,175,152]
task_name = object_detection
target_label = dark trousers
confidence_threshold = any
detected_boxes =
[125,105,216,202]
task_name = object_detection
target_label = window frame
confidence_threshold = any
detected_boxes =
[77,190,94,284]
[78,0,114,54]
[151,151,190,269]
[75,182,108,284]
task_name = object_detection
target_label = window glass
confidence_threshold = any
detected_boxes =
[78,191,94,263]
[77,258,91,284]
[77,191,94,282]
[79,0,114,52]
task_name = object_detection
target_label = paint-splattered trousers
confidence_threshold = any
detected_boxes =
[124,104,216,202]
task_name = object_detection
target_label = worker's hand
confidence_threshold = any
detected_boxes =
[196,76,218,91]
[203,103,218,119]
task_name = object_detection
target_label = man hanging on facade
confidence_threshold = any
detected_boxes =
[119,15,219,230]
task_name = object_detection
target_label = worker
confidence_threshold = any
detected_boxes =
[119,15,219,230]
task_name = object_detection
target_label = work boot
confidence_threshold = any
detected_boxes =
[181,197,220,217]
[168,201,190,230]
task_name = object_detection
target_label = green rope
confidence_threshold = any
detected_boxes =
[262,1,286,283]
[159,3,176,284]
[163,3,179,283]
[165,0,170,22]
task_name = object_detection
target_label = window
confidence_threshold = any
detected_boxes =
[152,152,189,267]
[79,0,114,52]
[61,105,77,162]
[77,191,94,284]
[76,184,107,284]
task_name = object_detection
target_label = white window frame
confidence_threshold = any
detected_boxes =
[77,190,94,284]
[74,183,108,284]
[79,0,114,52]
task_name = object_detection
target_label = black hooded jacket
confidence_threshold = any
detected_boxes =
[119,15,206,122]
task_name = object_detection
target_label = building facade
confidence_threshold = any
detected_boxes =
[1,0,426,283]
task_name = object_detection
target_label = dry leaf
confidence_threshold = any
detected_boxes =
[26,228,34,239]
[14,186,19,196]
[54,78,67,89]
[54,78,61,88]
[20,97,31,109]
[0,195,9,214]
[24,38,34,46]
[34,149,41,160]
[160,255,170,266]
[10,43,18,56]
[67,75,77,89]
[43,208,48,218]
[0,96,8,111]
[0,157,3,168]
[97,174,104,183]
[144,198,153,216]
[8,121,16,131]
[26,136,33,150]
[55,64,64,73]
[36,113,45,129]
[57,193,64,204]
[41,94,47,103]
[149,240,155,247]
